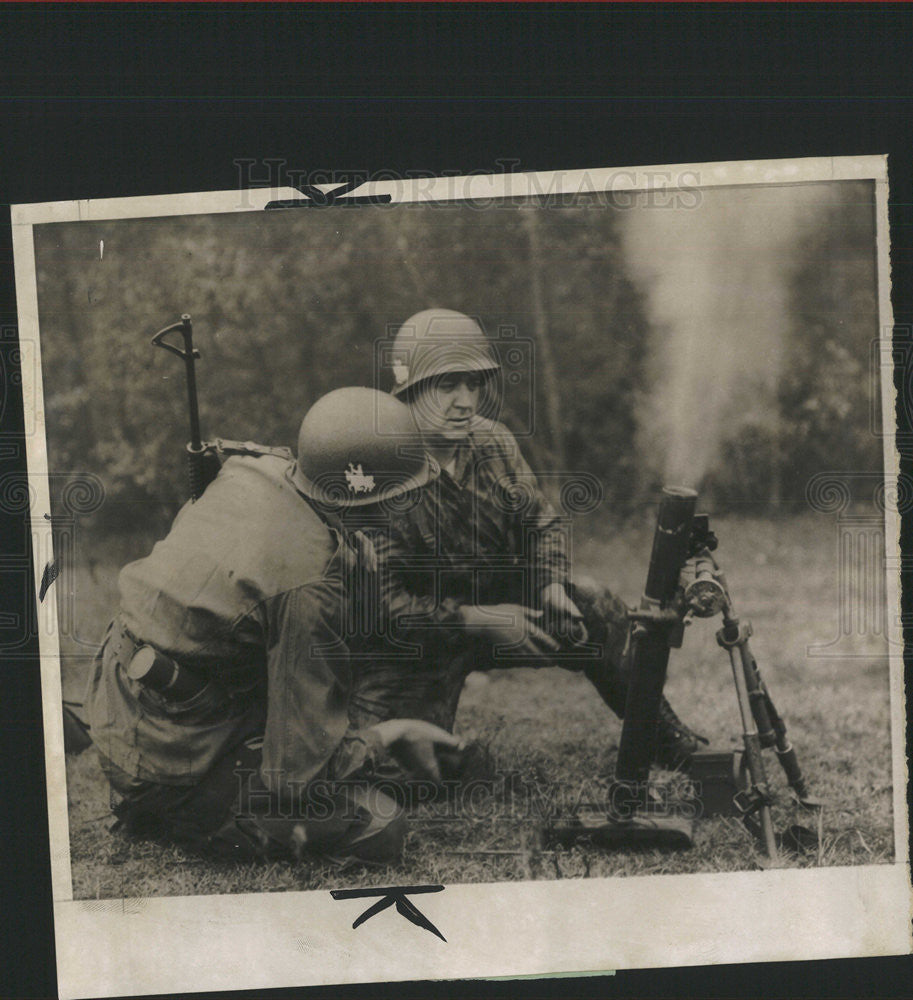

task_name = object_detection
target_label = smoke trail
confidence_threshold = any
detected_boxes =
[621,183,831,491]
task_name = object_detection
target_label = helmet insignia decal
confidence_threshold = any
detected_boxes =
[345,462,376,494]
[392,359,409,385]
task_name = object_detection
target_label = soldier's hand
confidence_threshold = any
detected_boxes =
[337,529,379,577]
[541,582,588,645]
[458,603,561,657]
[371,718,466,784]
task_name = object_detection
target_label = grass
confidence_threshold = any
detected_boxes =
[61,510,896,898]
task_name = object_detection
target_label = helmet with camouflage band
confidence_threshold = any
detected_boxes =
[389,309,501,399]
[292,387,432,507]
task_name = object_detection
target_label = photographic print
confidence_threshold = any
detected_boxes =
[11,156,910,997]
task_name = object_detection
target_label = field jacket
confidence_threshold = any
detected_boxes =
[85,454,380,794]
[356,417,570,644]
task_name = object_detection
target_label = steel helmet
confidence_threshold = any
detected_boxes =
[389,309,501,398]
[292,387,432,507]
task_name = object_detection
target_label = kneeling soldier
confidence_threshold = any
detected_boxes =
[85,388,461,865]
[351,309,705,769]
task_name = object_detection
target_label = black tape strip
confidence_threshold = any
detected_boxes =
[331,885,446,940]
[38,560,59,602]
[264,176,391,209]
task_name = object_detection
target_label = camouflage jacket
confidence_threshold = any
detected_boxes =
[351,418,570,647]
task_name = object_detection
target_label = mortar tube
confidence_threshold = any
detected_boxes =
[613,486,697,802]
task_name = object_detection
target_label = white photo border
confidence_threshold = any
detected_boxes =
[11,154,911,999]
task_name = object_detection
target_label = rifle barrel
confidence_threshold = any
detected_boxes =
[180,316,203,451]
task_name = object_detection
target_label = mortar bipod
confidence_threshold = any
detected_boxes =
[715,610,824,865]
[716,615,778,862]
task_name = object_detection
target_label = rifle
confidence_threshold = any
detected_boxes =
[152,314,295,502]
[152,315,220,500]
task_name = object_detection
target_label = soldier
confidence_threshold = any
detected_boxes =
[84,387,464,866]
[347,308,705,770]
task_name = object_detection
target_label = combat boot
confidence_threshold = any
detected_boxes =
[655,697,708,770]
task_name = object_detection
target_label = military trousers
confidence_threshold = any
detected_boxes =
[350,578,632,733]
[99,736,406,865]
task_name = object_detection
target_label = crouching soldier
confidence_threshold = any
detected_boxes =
[85,388,462,865]
[350,309,705,770]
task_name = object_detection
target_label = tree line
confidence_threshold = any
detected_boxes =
[34,185,881,534]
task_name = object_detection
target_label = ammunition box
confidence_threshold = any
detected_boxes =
[687,749,746,818]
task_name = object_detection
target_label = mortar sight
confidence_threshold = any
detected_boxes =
[682,512,726,618]
[683,554,728,617]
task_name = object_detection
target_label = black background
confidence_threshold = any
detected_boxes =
[1,4,911,998]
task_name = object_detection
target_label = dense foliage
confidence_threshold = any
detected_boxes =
[34,183,882,533]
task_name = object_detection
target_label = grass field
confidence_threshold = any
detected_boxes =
[60,510,897,898]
